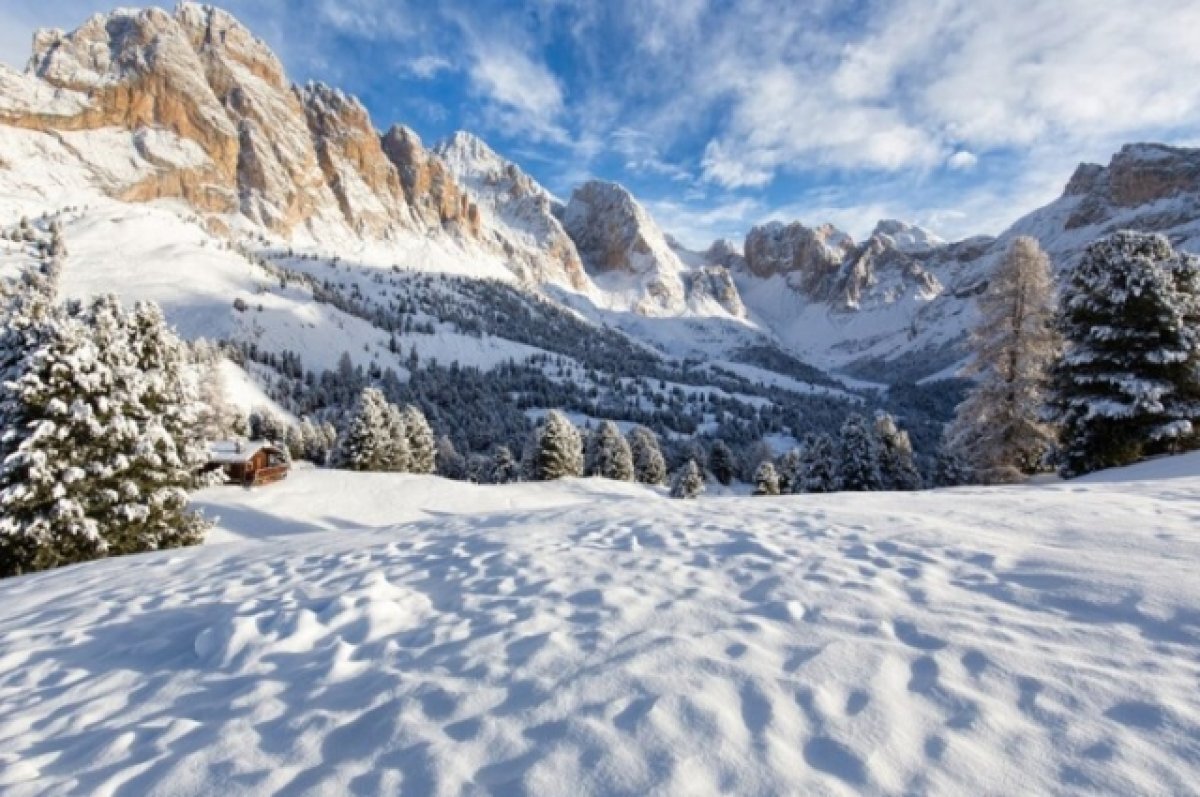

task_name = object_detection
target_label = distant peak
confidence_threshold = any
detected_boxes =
[870,219,943,252]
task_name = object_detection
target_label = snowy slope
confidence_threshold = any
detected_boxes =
[1,457,1198,795]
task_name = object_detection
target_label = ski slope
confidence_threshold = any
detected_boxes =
[1,458,1198,795]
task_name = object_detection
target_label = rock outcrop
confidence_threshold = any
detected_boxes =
[1064,144,1200,231]
[561,181,689,313]
[382,125,479,236]
[437,131,589,290]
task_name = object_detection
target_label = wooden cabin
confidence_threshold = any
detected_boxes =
[206,440,290,487]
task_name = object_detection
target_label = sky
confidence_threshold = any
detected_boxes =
[3,0,1200,249]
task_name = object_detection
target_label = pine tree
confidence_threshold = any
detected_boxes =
[875,412,923,490]
[490,445,520,484]
[382,403,410,472]
[436,435,467,479]
[933,445,973,487]
[0,293,209,575]
[529,410,583,480]
[798,432,838,493]
[106,300,210,554]
[627,425,667,485]
[948,236,1060,483]
[670,458,705,499]
[777,447,803,494]
[709,439,736,485]
[335,388,390,470]
[403,404,436,474]
[836,414,882,491]
[586,420,634,481]
[752,461,780,496]
[1050,231,1200,476]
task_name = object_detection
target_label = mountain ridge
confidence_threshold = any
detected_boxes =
[1,3,1199,383]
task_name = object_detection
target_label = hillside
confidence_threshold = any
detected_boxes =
[1,457,1198,795]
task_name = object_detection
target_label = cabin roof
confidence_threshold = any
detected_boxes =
[207,440,280,464]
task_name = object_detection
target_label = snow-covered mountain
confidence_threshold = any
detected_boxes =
[2,2,1200,402]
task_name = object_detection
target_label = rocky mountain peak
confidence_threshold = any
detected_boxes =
[869,219,944,254]
[436,132,587,289]
[380,124,480,236]
[1062,143,1200,230]
[562,180,671,276]
[742,221,854,292]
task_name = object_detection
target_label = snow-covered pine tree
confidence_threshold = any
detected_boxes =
[947,236,1060,483]
[709,439,736,485]
[752,461,781,496]
[669,458,705,499]
[529,410,583,480]
[382,403,411,472]
[777,447,803,494]
[1050,231,1200,476]
[874,412,923,490]
[249,408,288,443]
[490,445,520,484]
[106,299,210,554]
[0,293,209,575]
[335,387,390,471]
[798,432,838,493]
[585,420,634,481]
[403,404,436,474]
[436,435,467,479]
[933,445,973,487]
[627,425,667,485]
[836,414,883,491]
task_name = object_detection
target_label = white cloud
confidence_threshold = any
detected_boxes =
[684,0,1200,195]
[408,55,452,79]
[947,151,978,170]
[466,44,567,143]
[645,197,763,249]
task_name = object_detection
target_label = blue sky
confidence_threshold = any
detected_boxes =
[3,0,1200,248]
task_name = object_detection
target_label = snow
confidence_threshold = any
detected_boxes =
[2,456,1200,795]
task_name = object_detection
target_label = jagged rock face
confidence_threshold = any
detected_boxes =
[563,181,670,275]
[437,131,589,290]
[703,239,745,271]
[743,221,855,297]
[382,126,479,236]
[561,180,690,313]
[686,265,745,316]
[738,219,944,309]
[1065,144,1200,230]
[300,83,412,236]
[0,3,480,239]
[15,7,241,214]
[841,229,942,308]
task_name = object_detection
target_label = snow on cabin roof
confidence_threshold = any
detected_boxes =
[208,439,278,464]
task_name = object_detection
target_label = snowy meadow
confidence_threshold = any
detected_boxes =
[1,460,1198,796]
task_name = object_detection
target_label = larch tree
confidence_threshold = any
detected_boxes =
[1050,231,1200,477]
[947,236,1060,483]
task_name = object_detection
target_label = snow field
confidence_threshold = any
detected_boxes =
[1,458,1198,795]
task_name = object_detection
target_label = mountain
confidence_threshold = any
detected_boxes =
[2,3,1200,464]
[433,130,589,291]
